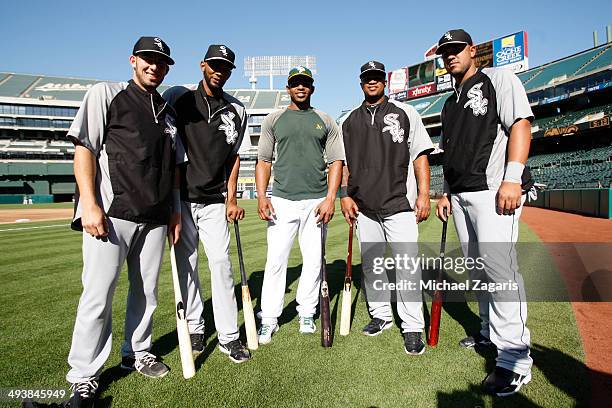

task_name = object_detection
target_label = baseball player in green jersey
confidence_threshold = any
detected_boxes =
[255,66,345,344]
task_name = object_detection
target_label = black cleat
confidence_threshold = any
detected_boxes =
[482,366,532,396]
[190,333,205,355]
[459,332,493,349]
[63,379,98,407]
[362,318,393,336]
[121,353,170,378]
[403,331,426,355]
[218,339,251,364]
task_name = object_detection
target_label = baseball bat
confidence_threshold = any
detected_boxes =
[427,208,448,347]
[319,226,332,347]
[168,239,196,379]
[234,221,258,350]
[339,224,354,336]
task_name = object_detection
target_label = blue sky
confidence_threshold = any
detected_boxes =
[2,0,611,116]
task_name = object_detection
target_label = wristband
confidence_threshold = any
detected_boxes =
[504,161,525,184]
[173,189,181,214]
[339,186,348,198]
[443,180,451,196]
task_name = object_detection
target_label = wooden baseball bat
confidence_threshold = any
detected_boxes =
[427,208,448,347]
[339,224,354,336]
[320,226,332,347]
[168,239,196,379]
[234,221,258,350]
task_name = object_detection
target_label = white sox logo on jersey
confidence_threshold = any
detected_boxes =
[382,113,405,143]
[219,111,239,144]
[464,83,488,116]
[164,116,177,148]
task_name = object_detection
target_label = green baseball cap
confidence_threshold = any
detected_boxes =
[288,66,314,81]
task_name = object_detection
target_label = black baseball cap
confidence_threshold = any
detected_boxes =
[204,45,236,69]
[436,29,473,55]
[132,36,174,65]
[359,61,386,79]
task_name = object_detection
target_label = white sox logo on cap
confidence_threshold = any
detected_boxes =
[368,61,376,69]
[219,46,228,57]
[444,32,453,40]
[153,37,164,51]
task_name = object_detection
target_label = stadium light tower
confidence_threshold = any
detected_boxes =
[244,56,317,89]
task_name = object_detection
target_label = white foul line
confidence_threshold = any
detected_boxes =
[0,224,70,232]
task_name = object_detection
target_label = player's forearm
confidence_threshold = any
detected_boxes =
[326,161,343,199]
[255,160,272,197]
[226,155,240,204]
[507,119,531,164]
[504,119,532,183]
[74,145,98,207]
[413,154,431,196]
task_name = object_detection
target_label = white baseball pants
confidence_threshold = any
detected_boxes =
[260,196,326,325]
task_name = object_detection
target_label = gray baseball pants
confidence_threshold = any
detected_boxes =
[357,211,425,332]
[174,202,239,344]
[451,190,532,376]
[66,217,166,383]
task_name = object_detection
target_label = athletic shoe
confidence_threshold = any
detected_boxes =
[482,366,532,396]
[403,331,426,355]
[218,339,251,363]
[459,332,493,349]
[362,318,393,336]
[64,379,98,407]
[258,323,279,345]
[121,352,169,378]
[299,316,316,334]
[190,333,205,355]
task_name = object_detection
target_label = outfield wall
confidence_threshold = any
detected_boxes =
[527,188,611,218]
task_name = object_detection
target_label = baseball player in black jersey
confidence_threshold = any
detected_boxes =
[435,29,533,396]
[62,37,182,407]
[339,61,434,354]
[162,45,252,363]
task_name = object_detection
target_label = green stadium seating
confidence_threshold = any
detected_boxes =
[525,48,602,90]
[405,93,443,115]
[252,91,279,110]
[574,45,612,75]
[0,74,39,97]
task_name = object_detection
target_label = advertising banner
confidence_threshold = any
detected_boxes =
[474,41,494,68]
[389,90,408,101]
[408,83,437,99]
[493,32,528,72]
[434,57,453,91]
[388,67,408,94]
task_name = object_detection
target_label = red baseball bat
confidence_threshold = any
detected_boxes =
[428,208,448,347]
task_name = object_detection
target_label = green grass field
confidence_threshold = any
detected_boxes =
[0,201,589,407]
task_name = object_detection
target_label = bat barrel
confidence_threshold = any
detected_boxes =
[320,225,332,347]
